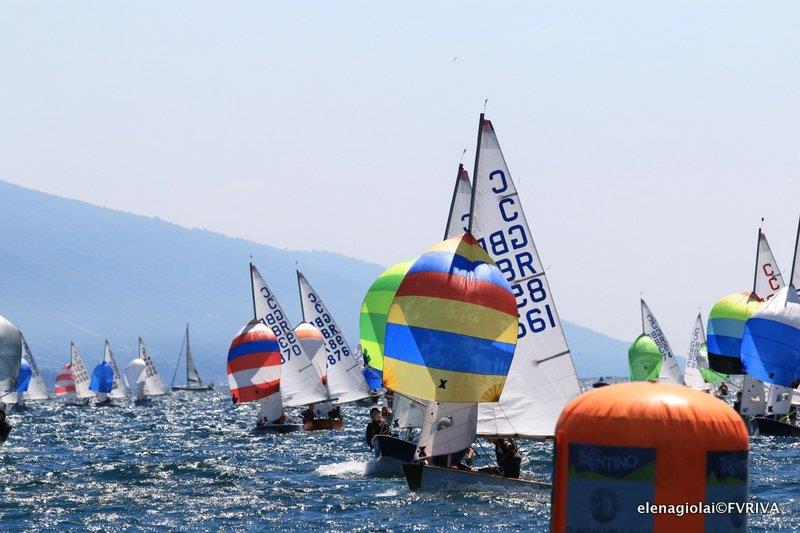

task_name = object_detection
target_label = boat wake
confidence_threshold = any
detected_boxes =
[314,460,366,478]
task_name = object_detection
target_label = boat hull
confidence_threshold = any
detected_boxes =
[171,385,214,392]
[302,419,344,431]
[366,435,417,476]
[750,416,800,437]
[254,423,302,434]
[402,464,550,493]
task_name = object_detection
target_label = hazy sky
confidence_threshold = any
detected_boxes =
[2,1,800,345]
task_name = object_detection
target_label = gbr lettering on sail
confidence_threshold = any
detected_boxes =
[475,169,555,339]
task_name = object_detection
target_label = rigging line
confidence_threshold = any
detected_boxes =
[170,332,187,387]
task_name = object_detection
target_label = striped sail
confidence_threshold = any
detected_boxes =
[641,299,684,385]
[0,315,22,401]
[227,321,281,404]
[54,363,76,398]
[104,341,128,399]
[298,271,371,404]
[628,334,662,381]
[70,343,96,399]
[383,232,518,403]
[469,116,581,437]
[741,286,800,388]
[707,291,762,375]
[139,338,167,397]
[444,164,472,239]
[250,264,329,407]
[359,260,413,383]
[20,333,49,401]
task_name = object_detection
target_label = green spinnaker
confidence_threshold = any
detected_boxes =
[628,333,662,381]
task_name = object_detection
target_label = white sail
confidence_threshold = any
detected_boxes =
[416,402,478,460]
[184,325,202,385]
[297,271,370,404]
[392,393,426,430]
[766,382,792,416]
[682,314,709,390]
[257,393,285,424]
[740,375,767,416]
[0,315,22,402]
[792,219,800,295]
[104,340,128,399]
[251,264,329,407]
[755,230,784,301]
[640,300,684,385]
[138,338,167,397]
[70,343,96,399]
[470,116,581,437]
[444,164,472,239]
[20,333,49,401]
[124,357,146,398]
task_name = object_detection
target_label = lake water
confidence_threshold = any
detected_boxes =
[1,388,798,531]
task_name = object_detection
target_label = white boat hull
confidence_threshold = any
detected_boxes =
[402,464,550,493]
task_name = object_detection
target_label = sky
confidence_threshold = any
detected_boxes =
[1,1,800,345]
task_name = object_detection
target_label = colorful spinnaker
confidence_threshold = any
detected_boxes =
[628,333,662,381]
[359,260,413,383]
[741,286,800,388]
[383,232,518,403]
[469,115,581,438]
[19,333,49,402]
[298,271,371,404]
[706,291,762,375]
[227,321,281,404]
[54,363,76,399]
[89,361,114,395]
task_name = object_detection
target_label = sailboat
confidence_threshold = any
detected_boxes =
[0,314,21,444]
[89,340,127,406]
[124,338,167,404]
[171,324,213,391]
[742,218,800,436]
[104,341,128,402]
[683,313,727,390]
[67,342,96,405]
[6,333,50,409]
[249,263,329,430]
[402,116,573,491]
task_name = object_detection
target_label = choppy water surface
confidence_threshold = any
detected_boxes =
[1,388,798,531]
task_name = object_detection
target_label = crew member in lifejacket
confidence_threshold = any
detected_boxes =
[365,407,390,449]
[0,409,11,444]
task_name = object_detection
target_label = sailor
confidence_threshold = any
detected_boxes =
[365,407,390,449]
[491,437,522,478]
[0,408,11,444]
[300,406,316,424]
[327,406,342,420]
[733,391,742,413]
[716,383,729,399]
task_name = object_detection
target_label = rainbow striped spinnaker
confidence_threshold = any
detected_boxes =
[383,232,518,403]
[706,291,762,375]
[227,322,281,404]
[359,260,413,382]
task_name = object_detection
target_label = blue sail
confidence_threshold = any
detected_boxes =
[15,361,32,392]
[741,286,800,388]
[89,361,115,394]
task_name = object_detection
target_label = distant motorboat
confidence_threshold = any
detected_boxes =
[170,324,213,392]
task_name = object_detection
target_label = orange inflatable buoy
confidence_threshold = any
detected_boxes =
[551,382,748,532]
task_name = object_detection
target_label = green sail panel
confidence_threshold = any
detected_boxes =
[628,333,663,381]
[358,260,413,377]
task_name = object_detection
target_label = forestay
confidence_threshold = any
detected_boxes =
[469,116,581,437]
[298,271,370,404]
[641,300,684,385]
[70,343,96,399]
[251,264,328,407]
[139,338,167,396]
[444,164,472,239]
[20,333,49,400]
[415,402,478,460]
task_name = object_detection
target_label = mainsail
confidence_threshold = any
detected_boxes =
[383,232,518,403]
[628,334,662,381]
[468,115,581,437]
[641,300,684,385]
[20,333,49,401]
[104,340,128,399]
[250,263,328,407]
[359,260,413,383]
[683,314,726,390]
[185,325,202,385]
[139,338,167,397]
[70,343,96,399]
[0,314,22,402]
[444,164,472,239]
[297,271,371,404]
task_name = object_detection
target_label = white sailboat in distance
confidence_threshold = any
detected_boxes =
[171,324,213,391]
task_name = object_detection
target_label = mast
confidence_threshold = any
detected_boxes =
[444,163,465,240]
[752,222,763,294]
[467,113,484,233]
[185,323,191,384]
[170,327,185,388]
[296,269,306,322]
[791,214,800,287]
[249,262,257,321]
[640,297,645,334]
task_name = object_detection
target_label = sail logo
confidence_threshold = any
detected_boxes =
[570,443,656,480]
